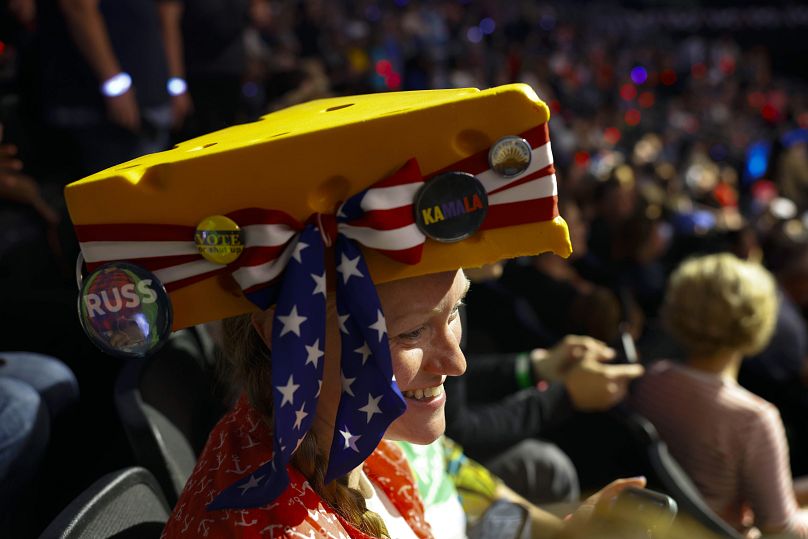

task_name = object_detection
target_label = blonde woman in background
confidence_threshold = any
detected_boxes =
[631,253,808,537]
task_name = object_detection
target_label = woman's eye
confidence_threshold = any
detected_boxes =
[398,326,426,341]
[448,302,463,323]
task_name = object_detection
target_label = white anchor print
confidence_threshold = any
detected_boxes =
[197,518,214,537]
[212,432,226,451]
[260,523,284,538]
[210,453,225,472]
[226,455,249,475]
[241,433,260,449]
[181,515,193,533]
[234,510,258,527]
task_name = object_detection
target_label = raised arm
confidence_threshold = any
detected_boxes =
[157,0,192,129]
[58,0,140,130]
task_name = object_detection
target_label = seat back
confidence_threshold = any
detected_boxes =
[115,327,228,506]
[39,467,169,539]
[618,411,744,539]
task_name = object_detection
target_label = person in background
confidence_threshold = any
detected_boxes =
[36,0,190,177]
[445,332,644,507]
[631,253,808,537]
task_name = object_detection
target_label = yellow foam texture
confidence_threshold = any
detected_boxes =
[66,84,571,329]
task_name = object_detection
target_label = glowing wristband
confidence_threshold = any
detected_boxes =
[101,72,132,98]
[515,353,534,389]
[167,77,187,96]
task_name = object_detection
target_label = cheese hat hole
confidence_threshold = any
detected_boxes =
[116,163,140,170]
[381,108,410,116]
[271,132,290,138]
[138,164,170,192]
[325,103,354,112]
[309,175,351,214]
[454,129,492,156]
[203,142,218,148]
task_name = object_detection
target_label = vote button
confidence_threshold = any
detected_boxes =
[195,215,244,264]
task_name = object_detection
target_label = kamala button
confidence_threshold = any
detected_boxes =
[195,215,244,264]
[488,136,532,177]
[78,262,173,359]
[414,171,488,243]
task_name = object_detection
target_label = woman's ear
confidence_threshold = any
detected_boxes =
[251,309,273,350]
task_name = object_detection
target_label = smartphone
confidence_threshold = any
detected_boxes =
[468,499,530,539]
[605,487,678,538]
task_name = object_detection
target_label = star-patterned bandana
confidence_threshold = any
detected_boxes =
[208,161,422,508]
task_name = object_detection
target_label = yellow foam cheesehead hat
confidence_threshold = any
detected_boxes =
[68,83,571,507]
[68,83,570,357]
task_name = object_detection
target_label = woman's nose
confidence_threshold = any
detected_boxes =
[429,325,466,376]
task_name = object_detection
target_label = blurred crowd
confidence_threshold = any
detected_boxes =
[1,0,808,537]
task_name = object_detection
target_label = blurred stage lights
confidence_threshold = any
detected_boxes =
[624,109,641,126]
[620,83,637,101]
[630,66,648,85]
[466,26,483,43]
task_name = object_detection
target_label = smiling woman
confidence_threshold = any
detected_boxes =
[64,84,575,538]
[376,271,469,445]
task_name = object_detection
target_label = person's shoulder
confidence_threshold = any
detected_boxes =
[163,397,354,538]
[163,457,353,538]
[632,359,675,386]
[717,379,781,428]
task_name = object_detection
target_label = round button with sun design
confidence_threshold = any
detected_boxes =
[488,136,532,178]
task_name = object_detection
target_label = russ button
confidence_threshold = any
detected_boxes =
[78,262,173,359]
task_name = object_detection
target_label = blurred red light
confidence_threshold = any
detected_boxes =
[638,91,655,108]
[714,183,738,207]
[761,104,779,122]
[624,109,641,126]
[747,91,766,109]
[375,59,392,76]
[604,127,621,145]
[660,69,677,86]
[620,83,637,101]
[385,72,401,90]
[574,151,590,166]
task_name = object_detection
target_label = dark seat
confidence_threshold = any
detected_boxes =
[616,411,744,539]
[38,467,169,539]
[114,327,229,506]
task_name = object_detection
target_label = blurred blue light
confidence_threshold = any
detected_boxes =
[692,210,716,231]
[242,81,258,98]
[748,154,767,178]
[394,0,408,6]
[673,210,716,235]
[480,17,496,34]
[630,66,648,85]
[539,15,556,31]
[782,128,808,148]
[745,141,770,182]
[466,26,483,44]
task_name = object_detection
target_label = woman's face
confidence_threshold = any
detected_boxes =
[256,269,469,450]
[376,270,469,444]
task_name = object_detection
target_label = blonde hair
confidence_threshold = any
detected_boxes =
[220,315,390,538]
[663,253,778,358]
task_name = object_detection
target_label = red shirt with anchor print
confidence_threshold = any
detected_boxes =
[162,395,433,538]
